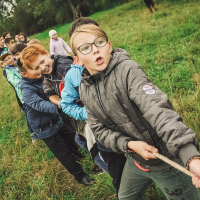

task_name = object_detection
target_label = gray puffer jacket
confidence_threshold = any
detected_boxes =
[80,48,200,169]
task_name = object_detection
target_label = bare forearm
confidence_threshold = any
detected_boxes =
[49,95,61,106]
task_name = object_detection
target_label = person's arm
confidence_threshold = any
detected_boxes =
[123,61,199,164]
[60,69,87,120]
[50,41,55,55]
[49,95,61,108]
[86,106,158,159]
[6,70,24,103]
[43,77,57,98]
[189,159,200,188]
[61,38,72,53]
[22,86,59,114]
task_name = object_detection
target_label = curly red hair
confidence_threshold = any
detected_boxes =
[21,44,48,68]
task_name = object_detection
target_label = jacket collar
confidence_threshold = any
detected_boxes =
[71,64,84,69]
[50,38,60,42]
[21,76,43,84]
[6,64,16,69]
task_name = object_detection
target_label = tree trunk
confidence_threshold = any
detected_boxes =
[66,0,82,21]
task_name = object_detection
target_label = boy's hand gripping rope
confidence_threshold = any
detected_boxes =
[153,152,194,177]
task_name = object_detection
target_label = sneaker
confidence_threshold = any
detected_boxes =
[30,133,37,143]
[78,176,95,186]
[32,138,37,143]
[92,166,104,175]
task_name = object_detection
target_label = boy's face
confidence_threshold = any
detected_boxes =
[7,39,15,48]
[52,33,58,40]
[31,54,54,75]
[74,32,112,75]
[14,52,22,61]
[15,35,19,42]
[22,66,42,79]
[5,33,11,39]
[4,55,15,66]
[18,35,25,42]
[0,37,4,47]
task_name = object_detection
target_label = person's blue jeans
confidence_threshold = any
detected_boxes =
[30,132,38,140]
[75,132,89,153]
[94,152,109,174]
[75,132,109,173]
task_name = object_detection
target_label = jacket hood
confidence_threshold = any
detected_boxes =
[50,54,73,75]
[81,48,131,86]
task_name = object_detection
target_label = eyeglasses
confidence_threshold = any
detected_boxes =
[77,35,108,55]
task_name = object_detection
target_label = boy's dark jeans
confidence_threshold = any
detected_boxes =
[42,123,85,181]
[100,151,126,194]
[59,111,76,133]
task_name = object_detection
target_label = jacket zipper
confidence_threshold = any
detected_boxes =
[95,81,115,123]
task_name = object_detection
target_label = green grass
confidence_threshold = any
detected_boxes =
[1,0,200,199]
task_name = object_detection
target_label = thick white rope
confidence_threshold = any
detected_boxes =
[153,152,194,177]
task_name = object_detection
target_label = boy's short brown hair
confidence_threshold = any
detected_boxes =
[70,24,106,56]
[21,44,47,68]
[69,17,99,38]
[11,43,27,55]
[28,39,41,45]
[3,32,10,39]
[17,58,27,72]
[5,38,14,45]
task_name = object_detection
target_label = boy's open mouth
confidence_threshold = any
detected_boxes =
[95,56,103,65]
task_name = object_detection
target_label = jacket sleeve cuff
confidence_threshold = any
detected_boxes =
[178,143,200,166]
[116,135,133,153]
[83,109,87,121]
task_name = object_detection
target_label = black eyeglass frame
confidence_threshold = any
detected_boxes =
[76,35,108,55]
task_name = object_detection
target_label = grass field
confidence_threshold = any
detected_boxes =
[1,0,200,199]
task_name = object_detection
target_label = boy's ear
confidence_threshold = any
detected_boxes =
[21,71,28,77]
[108,41,112,53]
[73,56,84,66]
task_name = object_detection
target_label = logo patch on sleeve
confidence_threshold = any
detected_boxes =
[143,84,155,95]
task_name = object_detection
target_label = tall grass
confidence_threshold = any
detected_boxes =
[1,0,200,199]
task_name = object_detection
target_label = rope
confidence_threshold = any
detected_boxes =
[153,152,194,177]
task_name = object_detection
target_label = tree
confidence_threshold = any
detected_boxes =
[66,0,82,21]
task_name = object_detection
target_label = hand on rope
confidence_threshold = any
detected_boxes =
[127,141,159,160]
[188,159,200,188]
[127,141,200,188]
[153,152,200,189]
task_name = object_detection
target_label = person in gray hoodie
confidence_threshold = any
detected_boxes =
[70,23,200,199]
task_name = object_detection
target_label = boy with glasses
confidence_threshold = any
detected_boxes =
[71,23,200,199]
[60,17,127,195]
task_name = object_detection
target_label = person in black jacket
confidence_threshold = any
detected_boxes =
[22,44,86,155]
